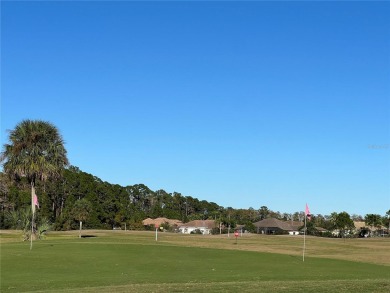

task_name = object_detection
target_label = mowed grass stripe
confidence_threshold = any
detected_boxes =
[39,230,390,266]
[2,237,390,292]
[30,280,390,293]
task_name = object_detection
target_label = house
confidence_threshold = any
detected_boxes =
[315,227,329,234]
[253,218,303,235]
[142,217,183,229]
[354,221,388,237]
[179,220,217,235]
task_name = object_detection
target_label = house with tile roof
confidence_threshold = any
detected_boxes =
[253,218,303,235]
[353,221,388,237]
[142,217,183,228]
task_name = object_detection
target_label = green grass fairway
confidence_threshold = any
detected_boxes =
[1,231,390,292]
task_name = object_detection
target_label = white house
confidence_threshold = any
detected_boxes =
[179,220,217,235]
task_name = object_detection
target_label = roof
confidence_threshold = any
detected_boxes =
[290,220,303,228]
[354,221,387,231]
[142,217,183,227]
[354,221,367,229]
[253,218,303,231]
[180,220,217,229]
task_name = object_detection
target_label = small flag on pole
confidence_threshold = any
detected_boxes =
[31,185,38,250]
[32,186,36,215]
[34,194,39,209]
[305,203,311,220]
[303,203,312,262]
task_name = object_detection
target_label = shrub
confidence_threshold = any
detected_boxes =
[191,229,203,234]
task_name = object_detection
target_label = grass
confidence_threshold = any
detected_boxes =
[1,230,390,292]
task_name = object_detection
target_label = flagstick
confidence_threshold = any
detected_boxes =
[30,183,34,250]
[303,214,306,262]
[30,211,34,250]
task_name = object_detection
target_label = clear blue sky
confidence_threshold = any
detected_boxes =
[1,1,389,216]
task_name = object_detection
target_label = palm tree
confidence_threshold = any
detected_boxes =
[71,198,92,238]
[0,120,69,244]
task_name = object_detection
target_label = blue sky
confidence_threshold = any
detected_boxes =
[1,1,389,216]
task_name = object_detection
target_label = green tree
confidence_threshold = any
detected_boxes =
[386,210,390,234]
[334,212,354,238]
[1,120,69,184]
[258,206,269,220]
[365,214,382,235]
[1,120,68,240]
[72,198,92,238]
[305,217,317,235]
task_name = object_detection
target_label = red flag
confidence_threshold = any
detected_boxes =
[305,203,311,220]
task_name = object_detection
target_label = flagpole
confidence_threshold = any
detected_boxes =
[303,213,306,262]
[30,211,34,250]
[30,183,34,250]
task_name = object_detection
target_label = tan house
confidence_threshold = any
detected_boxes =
[142,217,183,228]
[354,221,387,237]
[354,221,367,230]
[254,218,303,235]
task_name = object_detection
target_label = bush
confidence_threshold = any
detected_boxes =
[191,229,203,234]
[243,222,256,233]
[211,227,221,235]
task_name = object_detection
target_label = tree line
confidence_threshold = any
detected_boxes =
[1,120,389,236]
[1,165,389,235]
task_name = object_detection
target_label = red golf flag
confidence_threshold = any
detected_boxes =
[305,203,311,220]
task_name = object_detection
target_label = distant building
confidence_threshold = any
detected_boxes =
[354,221,387,237]
[178,220,217,235]
[142,217,183,228]
[253,218,303,235]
